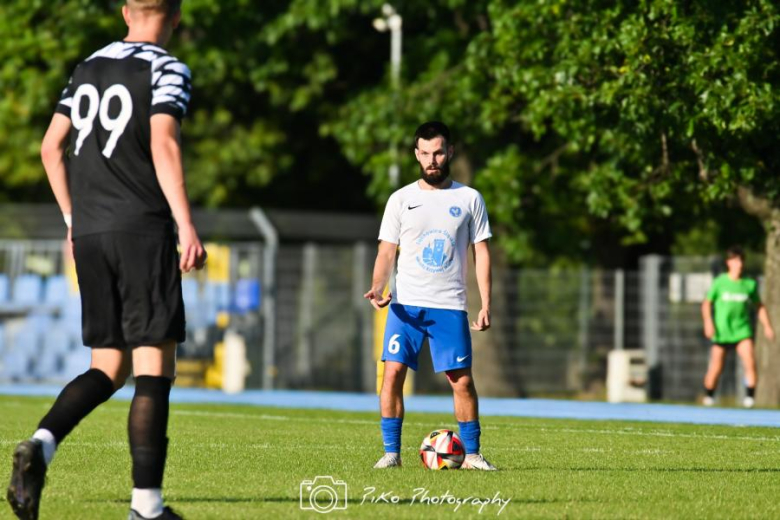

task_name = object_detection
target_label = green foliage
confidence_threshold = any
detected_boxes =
[0,0,385,209]
[170,0,387,206]
[1,1,777,262]
[0,2,120,193]
[471,0,780,256]
[330,0,779,262]
[322,1,494,203]
[670,219,721,256]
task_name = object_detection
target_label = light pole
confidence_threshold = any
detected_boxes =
[373,3,402,187]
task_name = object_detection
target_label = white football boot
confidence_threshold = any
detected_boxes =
[743,396,755,409]
[373,453,402,469]
[461,453,497,471]
[702,396,715,407]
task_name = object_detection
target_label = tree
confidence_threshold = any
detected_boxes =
[327,0,759,267]
[2,1,768,261]
[0,0,387,211]
[2,2,776,265]
[472,0,780,402]
[329,1,780,399]
[452,0,778,395]
[0,2,116,201]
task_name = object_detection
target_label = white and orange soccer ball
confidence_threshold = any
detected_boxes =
[419,429,465,470]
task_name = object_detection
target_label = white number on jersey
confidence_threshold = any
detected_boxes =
[71,84,99,156]
[71,83,133,158]
[388,334,401,354]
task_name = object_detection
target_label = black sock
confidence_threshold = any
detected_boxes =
[747,387,756,398]
[38,368,116,443]
[129,376,172,489]
[704,387,715,398]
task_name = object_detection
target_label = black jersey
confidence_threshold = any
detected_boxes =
[55,41,192,238]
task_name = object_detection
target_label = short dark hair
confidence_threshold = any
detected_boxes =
[127,0,182,17]
[725,246,745,260]
[414,121,450,149]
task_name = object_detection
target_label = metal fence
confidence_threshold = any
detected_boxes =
[640,255,764,403]
[476,269,644,397]
[0,237,755,402]
[273,243,373,392]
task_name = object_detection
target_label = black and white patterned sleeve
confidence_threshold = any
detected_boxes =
[54,76,75,118]
[150,55,192,121]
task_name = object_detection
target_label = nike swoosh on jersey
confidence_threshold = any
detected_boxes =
[456,355,470,363]
[408,204,422,210]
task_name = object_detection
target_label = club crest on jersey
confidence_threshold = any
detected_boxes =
[449,206,462,217]
[416,229,456,273]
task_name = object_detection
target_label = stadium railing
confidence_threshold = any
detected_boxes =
[0,236,751,402]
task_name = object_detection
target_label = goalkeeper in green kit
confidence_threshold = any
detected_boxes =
[701,246,774,408]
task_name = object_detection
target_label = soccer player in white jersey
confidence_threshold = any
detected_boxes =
[365,121,497,470]
[6,2,205,519]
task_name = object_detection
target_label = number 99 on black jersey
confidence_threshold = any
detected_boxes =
[55,41,192,238]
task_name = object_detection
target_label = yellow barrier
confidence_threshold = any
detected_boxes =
[64,250,79,295]
[205,342,224,389]
[204,243,231,282]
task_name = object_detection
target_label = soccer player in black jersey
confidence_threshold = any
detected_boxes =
[6,2,205,519]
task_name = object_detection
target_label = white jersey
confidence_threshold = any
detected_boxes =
[378,180,492,311]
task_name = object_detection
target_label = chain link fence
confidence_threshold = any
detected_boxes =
[0,235,756,402]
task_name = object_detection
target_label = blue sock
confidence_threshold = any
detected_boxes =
[458,420,481,454]
[380,417,403,453]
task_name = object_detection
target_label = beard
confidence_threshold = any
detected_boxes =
[419,163,450,186]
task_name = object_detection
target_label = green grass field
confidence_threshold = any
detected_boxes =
[3,396,780,519]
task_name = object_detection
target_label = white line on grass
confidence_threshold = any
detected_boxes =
[170,410,779,442]
[169,409,501,430]
[537,427,780,443]
[10,404,775,443]
[175,411,292,421]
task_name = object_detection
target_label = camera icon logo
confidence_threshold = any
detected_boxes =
[299,476,348,514]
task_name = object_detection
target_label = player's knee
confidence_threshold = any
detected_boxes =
[110,370,131,391]
[383,367,406,388]
[446,370,474,391]
[90,365,130,391]
[383,370,404,387]
[445,367,469,381]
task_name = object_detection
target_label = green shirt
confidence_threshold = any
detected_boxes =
[706,274,761,343]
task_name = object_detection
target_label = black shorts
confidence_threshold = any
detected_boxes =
[73,232,185,348]
[711,339,751,350]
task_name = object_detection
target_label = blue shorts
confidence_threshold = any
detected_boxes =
[382,303,472,373]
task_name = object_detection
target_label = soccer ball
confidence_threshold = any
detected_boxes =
[419,429,465,470]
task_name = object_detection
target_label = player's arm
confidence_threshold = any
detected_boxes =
[41,113,73,238]
[150,113,205,272]
[757,303,775,341]
[701,299,715,339]
[364,240,396,310]
[471,240,491,331]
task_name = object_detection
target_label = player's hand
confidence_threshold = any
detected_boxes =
[178,223,207,273]
[471,308,491,331]
[364,287,392,310]
[703,322,715,340]
[765,327,776,342]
